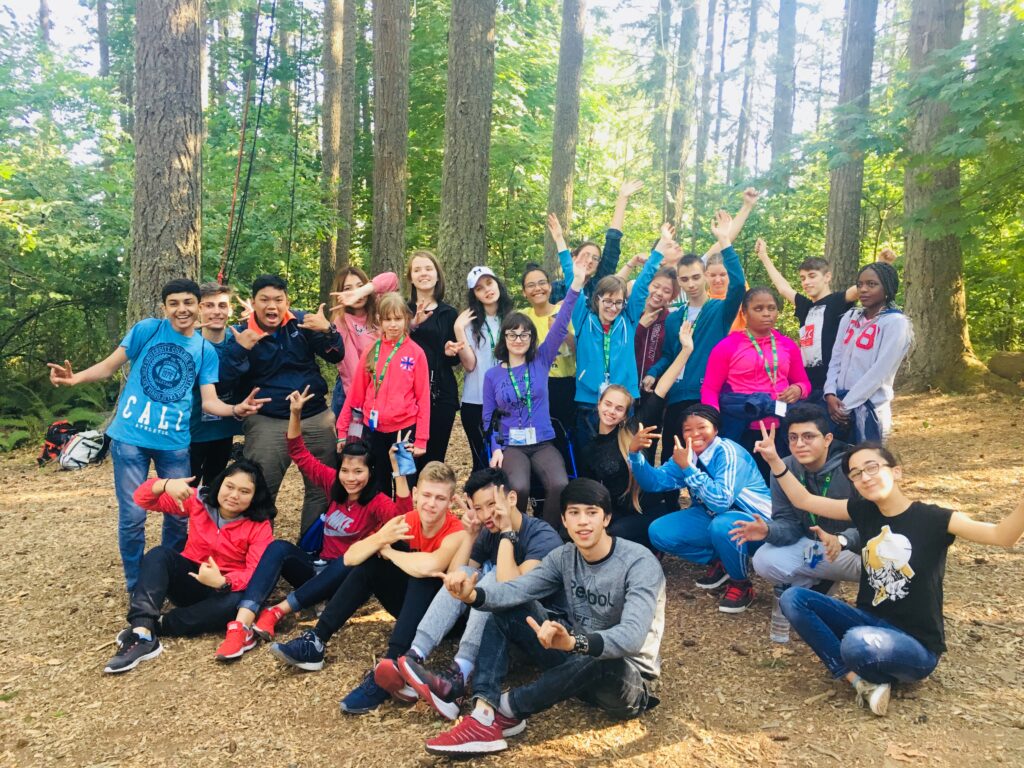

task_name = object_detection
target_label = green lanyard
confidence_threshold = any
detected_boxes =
[371,335,404,395]
[482,316,501,354]
[507,365,533,420]
[745,330,779,389]
[602,324,612,381]
[801,472,832,525]
[683,304,703,333]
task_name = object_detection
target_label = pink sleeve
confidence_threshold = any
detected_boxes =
[412,346,431,450]
[781,334,812,397]
[132,478,196,518]
[372,272,400,294]
[288,435,338,492]
[223,522,274,591]
[700,336,734,410]
[337,350,371,436]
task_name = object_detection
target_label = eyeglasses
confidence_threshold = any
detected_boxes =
[504,331,532,342]
[788,431,823,445]
[848,461,890,482]
[600,298,625,309]
[524,280,549,291]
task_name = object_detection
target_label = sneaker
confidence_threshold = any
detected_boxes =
[253,606,284,641]
[103,630,163,674]
[215,621,256,661]
[398,657,467,721]
[695,561,728,590]
[854,679,891,716]
[374,658,417,703]
[340,670,391,714]
[268,629,325,671]
[425,711,523,756]
[718,580,755,613]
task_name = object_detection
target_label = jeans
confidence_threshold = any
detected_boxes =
[752,539,861,589]
[780,587,939,682]
[648,506,761,580]
[473,603,655,720]
[111,439,191,592]
[127,546,241,636]
[501,441,569,527]
[237,539,352,615]
[330,373,346,419]
[412,567,493,665]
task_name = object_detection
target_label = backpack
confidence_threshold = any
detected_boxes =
[37,420,80,467]
[58,430,110,470]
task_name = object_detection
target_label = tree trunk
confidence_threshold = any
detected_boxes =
[692,0,717,248]
[770,0,796,183]
[824,0,878,290]
[731,0,760,182]
[713,0,730,146]
[437,0,497,299]
[902,0,981,390]
[38,0,52,47]
[242,7,259,95]
[371,0,411,276]
[668,1,700,228]
[128,0,202,325]
[650,0,674,203]
[320,0,345,302]
[336,0,357,273]
[116,0,135,136]
[275,15,293,132]
[97,0,110,77]
[544,0,587,273]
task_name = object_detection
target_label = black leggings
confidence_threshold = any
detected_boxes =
[189,437,234,488]
[314,555,443,659]
[418,402,457,470]
[366,423,417,499]
[461,402,488,472]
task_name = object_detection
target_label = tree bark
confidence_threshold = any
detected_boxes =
[320,0,345,302]
[116,0,135,136]
[713,0,730,146]
[902,0,981,390]
[371,0,411,276]
[650,0,674,200]
[38,0,52,47]
[771,0,796,183]
[824,0,878,290]
[242,7,259,95]
[545,0,587,273]
[335,0,357,272]
[668,0,700,228]
[128,0,202,325]
[692,0,717,248]
[731,0,760,183]
[97,0,110,77]
[437,0,497,299]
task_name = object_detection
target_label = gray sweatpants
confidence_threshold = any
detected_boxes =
[752,538,861,588]
[243,409,337,534]
[412,567,496,666]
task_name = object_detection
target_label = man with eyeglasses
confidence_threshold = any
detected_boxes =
[730,403,861,600]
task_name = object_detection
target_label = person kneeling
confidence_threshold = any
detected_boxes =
[424,479,664,756]
[104,461,275,673]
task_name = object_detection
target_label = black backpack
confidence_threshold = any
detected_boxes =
[37,420,80,467]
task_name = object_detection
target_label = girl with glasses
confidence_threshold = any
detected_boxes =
[521,263,577,432]
[755,429,1024,717]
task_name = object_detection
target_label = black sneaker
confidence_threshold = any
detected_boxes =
[398,657,466,720]
[695,561,729,590]
[718,580,755,613]
[104,629,163,674]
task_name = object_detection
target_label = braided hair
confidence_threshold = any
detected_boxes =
[860,262,900,308]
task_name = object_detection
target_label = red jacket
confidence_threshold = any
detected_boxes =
[133,479,274,591]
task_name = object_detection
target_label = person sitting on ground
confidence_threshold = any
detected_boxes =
[424,479,665,757]
[630,404,771,613]
[381,470,564,721]
[103,460,275,673]
[754,426,1024,717]
[730,404,861,601]
[220,274,344,536]
[213,387,407,661]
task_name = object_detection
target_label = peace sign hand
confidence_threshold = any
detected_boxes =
[237,298,254,321]
[298,304,332,333]
[444,340,465,357]
[525,616,575,651]
[47,359,77,387]
[287,385,315,414]
[753,420,783,469]
[233,387,272,418]
[628,422,661,454]
[672,435,693,470]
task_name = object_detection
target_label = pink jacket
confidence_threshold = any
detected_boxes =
[332,272,400,396]
[133,479,274,591]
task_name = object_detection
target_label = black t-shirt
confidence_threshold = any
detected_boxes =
[470,514,563,566]
[794,291,854,391]
[408,301,460,409]
[848,498,955,655]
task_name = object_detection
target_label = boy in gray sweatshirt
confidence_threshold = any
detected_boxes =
[424,478,665,757]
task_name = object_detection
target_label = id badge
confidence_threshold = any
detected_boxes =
[508,427,538,446]
[803,540,824,569]
[598,373,611,397]
[367,409,379,430]
[774,400,788,418]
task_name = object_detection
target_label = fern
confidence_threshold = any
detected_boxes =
[0,430,30,452]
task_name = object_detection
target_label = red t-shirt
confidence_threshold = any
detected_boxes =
[404,510,464,553]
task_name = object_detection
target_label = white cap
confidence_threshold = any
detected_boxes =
[466,265,497,289]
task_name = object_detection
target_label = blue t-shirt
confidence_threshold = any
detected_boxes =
[106,319,220,450]
[189,336,242,444]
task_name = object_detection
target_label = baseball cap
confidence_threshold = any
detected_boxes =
[467,266,497,289]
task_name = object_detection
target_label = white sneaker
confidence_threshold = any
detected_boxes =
[854,679,891,716]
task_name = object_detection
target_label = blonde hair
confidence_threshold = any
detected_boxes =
[417,461,457,493]
[365,293,412,377]
[597,384,641,512]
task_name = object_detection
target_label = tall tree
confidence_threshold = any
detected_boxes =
[544,0,586,273]
[335,0,358,272]
[902,0,980,388]
[38,0,52,47]
[731,0,760,182]
[320,0,346,301]
[713,0,730,146]
[97,0,111,77]
[824,0,878,289]
[668,0,700,227]
[649,0,674,198]
[693,0,717,247]
[437,0,498,294]
[770,0,797,183]
[370,0,411,276]
[128,0,202,324]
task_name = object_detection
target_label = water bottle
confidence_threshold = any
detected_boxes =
[349,407,364,439]
[770,585,791,644]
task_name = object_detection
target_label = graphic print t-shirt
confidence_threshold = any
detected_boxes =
[107,319,220,451]
[848,497,954,655]
[794,291,853,391]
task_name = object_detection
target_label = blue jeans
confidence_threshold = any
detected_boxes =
[330,373,346,419]
[780,587,939,683]
[473,603,654,719]
[111,439,191,592]
[648,506,761,580]
[237,539,351,615]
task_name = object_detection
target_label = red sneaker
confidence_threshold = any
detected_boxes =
[374,658,417,703]
[425,712,519,756]
[253,606,284,641]
[216,621,256,661]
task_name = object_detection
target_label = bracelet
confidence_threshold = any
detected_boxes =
[772,466,790,479]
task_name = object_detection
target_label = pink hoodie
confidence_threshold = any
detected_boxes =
[332,272,400,395]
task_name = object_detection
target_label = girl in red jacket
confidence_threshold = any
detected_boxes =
[103,460,276,674]
[337,292,431,497]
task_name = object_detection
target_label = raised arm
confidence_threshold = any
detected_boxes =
[654,321,693,399]
[755,238,797,304]
[609,180,643,231]
[453,308,477,371]
[947,497,1024,548]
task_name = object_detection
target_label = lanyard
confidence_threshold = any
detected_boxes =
[482,316,500,353]
[602,324,612,380]
[507,365,533,420]
[371,335,404,395]
[800,472,832,525]
[683,304,703,333]
[745,330,779,388]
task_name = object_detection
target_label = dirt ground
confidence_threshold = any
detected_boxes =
[1,391,1023,768]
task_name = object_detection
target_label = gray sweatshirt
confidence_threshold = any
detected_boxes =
[824,308,912,410]
[472,538,666,679]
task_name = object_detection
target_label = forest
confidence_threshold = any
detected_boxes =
[0,0,1022,446]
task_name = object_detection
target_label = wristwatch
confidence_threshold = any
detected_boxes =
[571,632,590,655]
[499,530,519,545]
[837,534,849,551]
[216,579,232,594]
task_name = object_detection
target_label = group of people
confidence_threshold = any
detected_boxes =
[48,185,1024,755]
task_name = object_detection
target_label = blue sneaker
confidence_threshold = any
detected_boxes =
[340,670,391,714]
[268,629,325,671]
